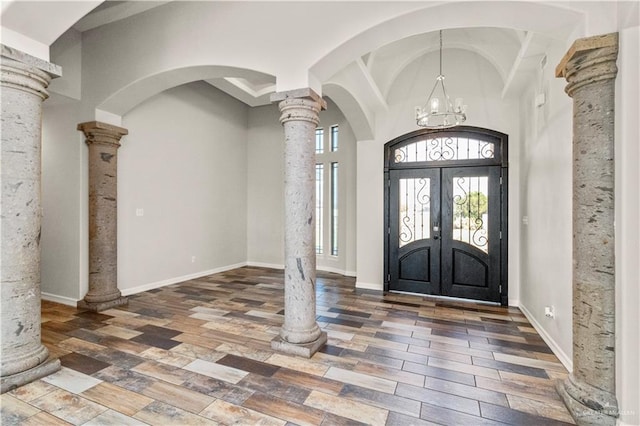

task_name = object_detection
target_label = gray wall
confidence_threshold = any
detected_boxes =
[118,82,249,293]
[246,99,357,275]
[41,99,84,302]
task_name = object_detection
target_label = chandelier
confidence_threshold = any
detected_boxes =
[416,30,467,129]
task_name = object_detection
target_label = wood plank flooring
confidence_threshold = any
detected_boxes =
[1,266,575,425]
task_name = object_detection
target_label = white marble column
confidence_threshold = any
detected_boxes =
[77,121,128,312]
[1,45,62,393]
[271,88,328,357]
[555,33,619,425]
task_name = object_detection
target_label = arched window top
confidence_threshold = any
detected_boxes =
[385,126,507,169]
[394,136,495,163]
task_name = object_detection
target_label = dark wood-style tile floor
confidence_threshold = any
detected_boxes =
[1,267,575,425]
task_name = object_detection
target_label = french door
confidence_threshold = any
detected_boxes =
[384,127,508,304]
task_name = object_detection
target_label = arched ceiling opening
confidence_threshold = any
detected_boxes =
[2,0,591,139]
[98,66,276,117]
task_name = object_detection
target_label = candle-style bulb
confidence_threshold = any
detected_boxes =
[430,98,439,114]
[455,98,463,112]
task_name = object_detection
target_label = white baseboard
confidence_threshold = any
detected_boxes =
[41,292,79,307]
[120,262,248,296]
[508,298,520,307]
[246,261,283,270]
[317,265,356,277]
[519,303,573,372]
[247,261,356,278]
[42,262,358,303]
[355,281,383,291]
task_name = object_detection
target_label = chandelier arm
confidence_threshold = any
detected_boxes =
[423,80,440,109]
[439,78,454,110]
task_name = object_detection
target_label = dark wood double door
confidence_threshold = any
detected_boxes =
[384,127,508,304]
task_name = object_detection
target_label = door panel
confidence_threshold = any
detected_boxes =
[388,166,502,303]
[399,248,431,282]
[441,166,501,302]
[389,169,440,294]
[451,248,488,287]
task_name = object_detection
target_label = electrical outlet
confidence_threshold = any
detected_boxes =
[136,208,144,217]
[544,306,555,318]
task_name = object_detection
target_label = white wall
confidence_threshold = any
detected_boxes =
[246,104,285,267]
[356,49,520,297]
[40,27,87,304]
[517,42,574,368]
[47,28,82,101]
[246,99,357,275]
[118,82,248,293]
[316,100,358,275]
[615,25,639,426]
[41,98,84,303]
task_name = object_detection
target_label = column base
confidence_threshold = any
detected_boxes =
[556,375,619,426]
[271,331,327,358]
[77,296,128,312]
[1,357,60,394]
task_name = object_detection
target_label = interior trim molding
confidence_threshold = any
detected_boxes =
[41,293,79,307]
[246,261,283,270]
[247,261,356,278]
[519,303,573,372]
[120,262,248,296]
[355,281,383,291]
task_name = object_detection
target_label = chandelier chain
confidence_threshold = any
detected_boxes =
[439,30,443,77]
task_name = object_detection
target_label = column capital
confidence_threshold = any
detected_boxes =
[78,121,128,148]
[270,87,327,108]
[271,88,327,127]
[555,32,618,97]
[1,44,61,101]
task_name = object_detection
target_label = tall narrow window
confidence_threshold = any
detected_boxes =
[331,125,339,152]
[315,164,324,254]
[315,128,324,154]
[331,162,338,256]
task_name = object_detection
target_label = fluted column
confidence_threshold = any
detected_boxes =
[555,33,619,425]
[77,121,128,312]
[1,45,62,393]
[271,88,328,357]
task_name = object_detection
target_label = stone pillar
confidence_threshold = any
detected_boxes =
[270,88,328,357]
[555,33,619,425]
[1,45,62,393]
[77,121,128,312]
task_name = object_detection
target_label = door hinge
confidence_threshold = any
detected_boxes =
[499,231,502,239]
[499,284,502,292]
[387,274,391,282]
[388,227,391,235]
[500,176,503,185]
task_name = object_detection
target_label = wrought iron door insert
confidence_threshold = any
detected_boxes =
[384,127,508,304]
